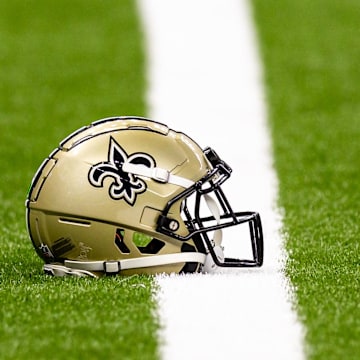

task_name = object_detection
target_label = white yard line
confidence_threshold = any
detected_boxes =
[137,1,304,359]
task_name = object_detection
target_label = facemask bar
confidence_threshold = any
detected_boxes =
[156,147,263,267]
[190,188,263,267]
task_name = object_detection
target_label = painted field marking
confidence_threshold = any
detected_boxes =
[138,1,305,359]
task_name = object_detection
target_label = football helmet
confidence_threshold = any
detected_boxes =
[26,116,263,277]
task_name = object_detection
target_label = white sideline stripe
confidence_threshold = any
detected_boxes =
[137,1,305,359]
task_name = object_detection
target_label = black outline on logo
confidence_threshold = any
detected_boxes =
[88,137,155,206]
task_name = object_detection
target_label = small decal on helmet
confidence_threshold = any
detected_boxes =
[77,242,92,260]
[88,137,155,205]
[39,244,54,260]
[52,237,75,257]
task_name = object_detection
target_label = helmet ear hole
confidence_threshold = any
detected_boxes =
[131,232,165,254]
[114,229,130,254]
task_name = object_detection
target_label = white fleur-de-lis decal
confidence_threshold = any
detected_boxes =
[88,137,155,205]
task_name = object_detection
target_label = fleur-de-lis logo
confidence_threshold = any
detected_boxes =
[88,137,155,205]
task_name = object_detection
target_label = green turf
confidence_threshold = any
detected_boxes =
[0,1,159,359]
[2,1,360,359]
[252,0,360,358]
[1,275,158,359]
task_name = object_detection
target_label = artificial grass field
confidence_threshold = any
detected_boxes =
[252,0,360,359]
[0,1,159,359]
[0,1,359,359]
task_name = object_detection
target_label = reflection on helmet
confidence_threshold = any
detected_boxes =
[26,116,263,277]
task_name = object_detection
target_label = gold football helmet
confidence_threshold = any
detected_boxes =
[26,117,263,277]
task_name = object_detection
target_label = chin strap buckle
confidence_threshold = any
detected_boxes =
[103,261,121,274]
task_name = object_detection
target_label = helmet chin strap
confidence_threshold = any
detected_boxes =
[202,194,225,273]
[122,161,195,188]
[43,252,206,277]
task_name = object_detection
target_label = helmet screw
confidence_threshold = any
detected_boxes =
[169,220,179,231]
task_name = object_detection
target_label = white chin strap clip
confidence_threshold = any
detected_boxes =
[202,194,225,273]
